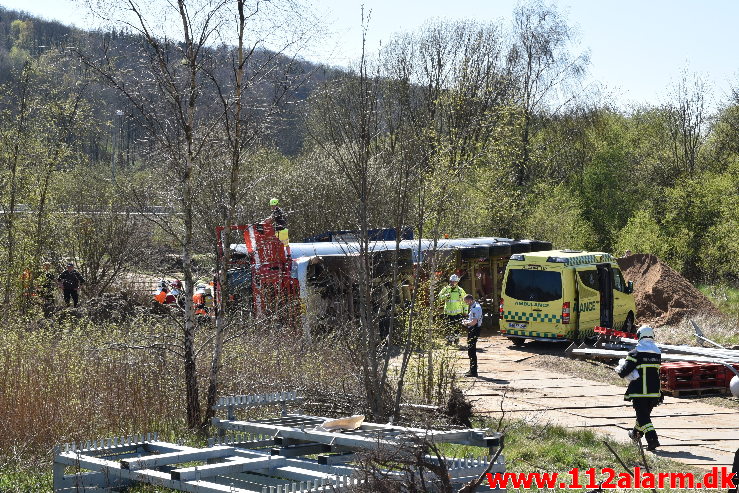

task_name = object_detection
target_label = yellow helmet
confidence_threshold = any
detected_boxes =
[269,198,279,206]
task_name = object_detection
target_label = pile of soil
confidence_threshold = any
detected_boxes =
[617,253,722,327]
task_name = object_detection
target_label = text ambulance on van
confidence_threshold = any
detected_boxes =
[499,250,636,346]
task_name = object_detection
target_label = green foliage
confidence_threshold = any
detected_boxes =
[0,466,52,493]
[615,209,669,262]
[439,417,705,492]
[575,113,640,251]
[521,183,597,249]
[695,163,739,282]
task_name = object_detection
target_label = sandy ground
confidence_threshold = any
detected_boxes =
[459,332,738,469]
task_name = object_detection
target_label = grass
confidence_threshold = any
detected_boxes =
[0,409,719,492]
[699,284,739,320]
[498,420,702,484]
[435,417,707,492]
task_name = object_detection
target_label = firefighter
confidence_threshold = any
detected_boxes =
[266,198,289,245]
[615,325,662,451]
[461,294,482,377]
[438,274,467,344]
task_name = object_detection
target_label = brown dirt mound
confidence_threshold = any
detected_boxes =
[617,253,722,327]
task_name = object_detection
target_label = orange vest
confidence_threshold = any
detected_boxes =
[193,293,207,315]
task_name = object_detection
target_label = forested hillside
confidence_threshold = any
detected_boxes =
[1,2,735,296]
[1,2,737,488]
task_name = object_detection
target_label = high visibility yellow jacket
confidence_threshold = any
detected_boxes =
[438,285,467,316]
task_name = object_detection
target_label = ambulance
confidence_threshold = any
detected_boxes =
[499,250,636,345]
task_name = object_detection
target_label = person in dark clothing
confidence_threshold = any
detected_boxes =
[38,262,57,316]
[729,447,738,493]
[269,198,287,230]
[615,325,662,451]
[461,294,482,378]
[58,263,85,307]
[266,198,289,245]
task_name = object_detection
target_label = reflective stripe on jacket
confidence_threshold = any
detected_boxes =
[618,345,662,399]
[438,285,467,315]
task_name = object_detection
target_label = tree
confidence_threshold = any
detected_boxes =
[78,0,317,429]
[77,0,230,429]
[521,183,596,249]
[0,53,90,306]
[0,62,32,305]
[510,0,588,186]
[665,71,708,176]
[306,11,394,418]
[198,0,315,426]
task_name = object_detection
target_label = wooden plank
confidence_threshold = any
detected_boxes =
[571,347,735,364]
[657,430,739,441]
[618,337,739,361]
[519,387,625,397]
[121,445,235,470]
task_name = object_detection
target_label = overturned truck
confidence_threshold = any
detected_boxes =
[215,223,552,336]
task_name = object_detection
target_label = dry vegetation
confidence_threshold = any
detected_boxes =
[0,313,362,469]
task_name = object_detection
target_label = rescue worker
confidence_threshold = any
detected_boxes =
[170,279,183,305]
[265,198,289,245]
[615,325,662,451]
[193,283,210,316]
[38,262,56,316]
[154,281,177,304]
[154,280,168,304]
[58,262,85,307]
[438,274,467,344]
[170,279,182,293]
[461,294,482,377]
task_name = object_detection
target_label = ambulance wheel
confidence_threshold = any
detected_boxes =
[508,337,526,347]
[624,312,635,332]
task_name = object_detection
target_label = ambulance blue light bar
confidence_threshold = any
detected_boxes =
[510,254,525,261]
[546,256,568,263]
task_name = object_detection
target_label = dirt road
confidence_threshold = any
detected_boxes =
[461,334,738,468]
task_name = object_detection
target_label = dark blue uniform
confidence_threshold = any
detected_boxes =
[617,341,662,449]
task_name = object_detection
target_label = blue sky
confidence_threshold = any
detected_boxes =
[3,0,738,108]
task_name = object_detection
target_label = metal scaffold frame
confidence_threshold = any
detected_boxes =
[54,393,505,492]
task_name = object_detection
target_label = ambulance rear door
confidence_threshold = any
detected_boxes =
[596,263,614,329]
[574,266,601,335]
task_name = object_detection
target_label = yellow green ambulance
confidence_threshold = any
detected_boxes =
[499,250,636,345]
